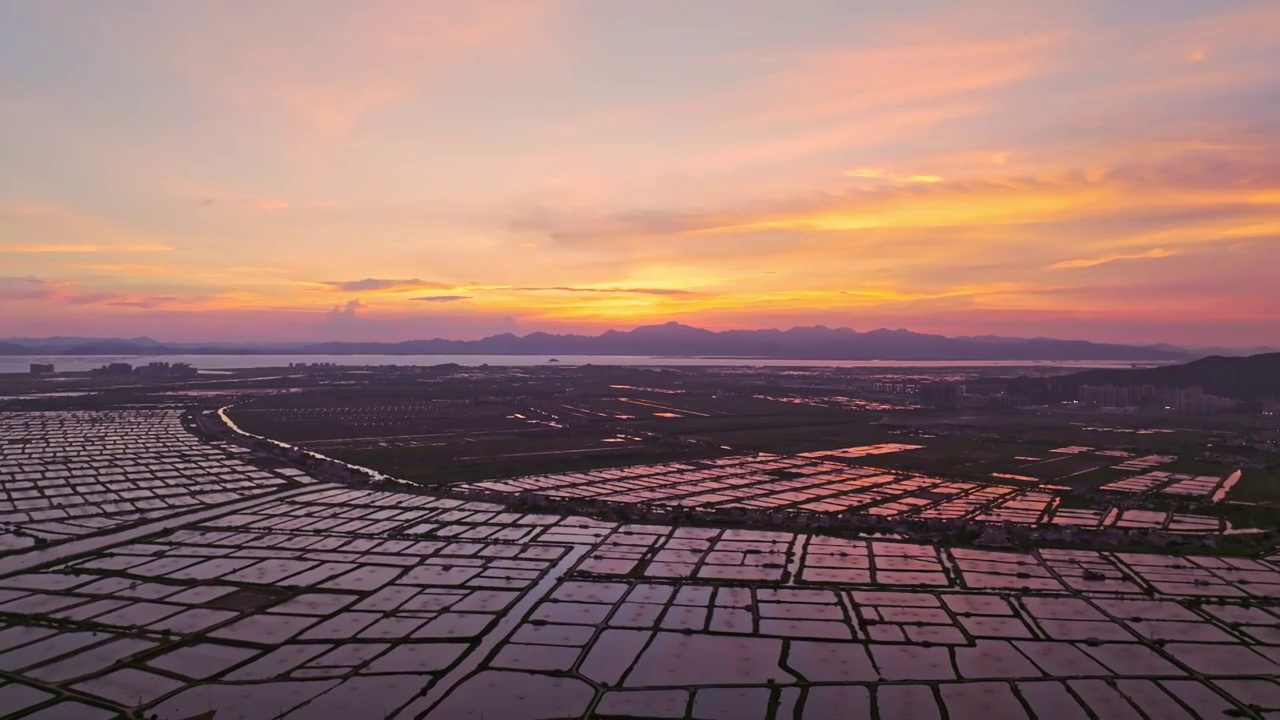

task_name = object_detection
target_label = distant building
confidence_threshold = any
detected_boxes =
[29,363,55,375]
[93,362,134,376]
[989,393,1031,408]
[1079,383,1157,408]
[871,382,920,395]
[1167,386,1234,414]
[135,361,198,379]
[1080,382,1233,413]
[920,382,959,407]
[89,361,197,379]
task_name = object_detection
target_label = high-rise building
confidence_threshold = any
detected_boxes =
[920,382,958,407]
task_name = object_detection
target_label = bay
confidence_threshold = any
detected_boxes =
[1,354,1169,374]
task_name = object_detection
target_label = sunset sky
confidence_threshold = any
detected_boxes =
[2,1,1278,346]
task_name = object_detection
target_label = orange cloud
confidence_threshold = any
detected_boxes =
[1050,247,1180,270]
[737,33,1064,128]
[682,102,984,173]
[697,180,1114,234]
[311,278,450,293]
[0,203,65,218]
[82,263,173,276]
[1,204,179,259]
[168,0,562,138]
[844,168,944,184]
[0,243,173,253]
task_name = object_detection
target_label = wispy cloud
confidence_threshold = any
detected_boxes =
[82,263,173,276]
[105,295,204,309]
[164,1,561,138]
[844,168,944,184]
[327,298,366,319]
[0,243,173,254]
[0,276,54,301]
[0,203,65,218]
[315,278,448,292]
[64,292,123,306]
[512,286,697,296]
[1050,248,1180,269]
[413,294,472,302]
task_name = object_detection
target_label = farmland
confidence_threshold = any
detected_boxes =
[0,404,1279,718]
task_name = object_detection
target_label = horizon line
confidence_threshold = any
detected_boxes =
[4,322,1276,352]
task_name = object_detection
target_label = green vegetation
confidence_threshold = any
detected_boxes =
[1225,468,1280,504]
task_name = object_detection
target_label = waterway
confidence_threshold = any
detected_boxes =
[214,405,409,487]
[0,354,1171,373]
[1212,469,1244,504]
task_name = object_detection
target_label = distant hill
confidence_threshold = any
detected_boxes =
[1,336,165,352]
[1145,342,1280,357]
[1067,353,1280,399]
[0,323,1193,361]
